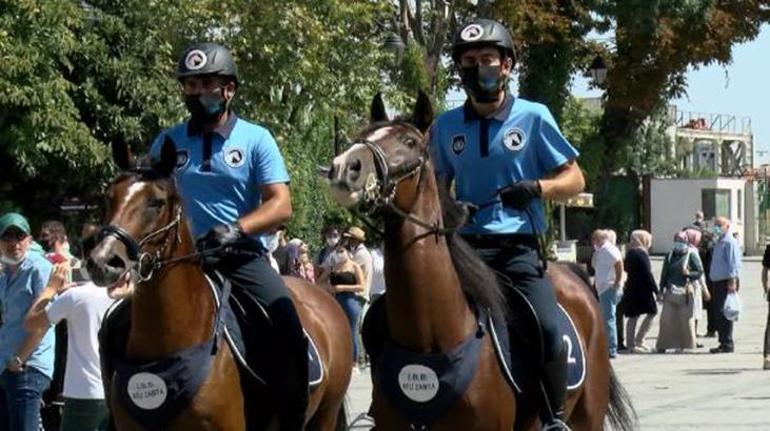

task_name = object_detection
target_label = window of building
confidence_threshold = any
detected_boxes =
[702,189,731,220]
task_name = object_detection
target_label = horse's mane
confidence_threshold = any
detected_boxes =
[437,181,508,323]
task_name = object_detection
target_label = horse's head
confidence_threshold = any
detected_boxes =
[86,137,183,288]
[326,91,433,213]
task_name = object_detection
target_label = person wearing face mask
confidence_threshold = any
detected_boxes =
[708,217,742,354]
[429,18,585,430]
[0,212,55,431]
[655,232,703,353]
[314,225,340,280]
[316,246,365,364]
[149,42,307,430]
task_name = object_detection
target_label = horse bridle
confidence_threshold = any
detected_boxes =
[98,205,184,281]
[356,132,458,237]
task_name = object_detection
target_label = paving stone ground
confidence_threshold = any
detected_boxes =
[342,258,770,430]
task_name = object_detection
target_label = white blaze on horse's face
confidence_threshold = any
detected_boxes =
[329,128,394,207]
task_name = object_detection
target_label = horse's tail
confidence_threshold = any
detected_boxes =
[334,401,348,431]
[607,365,637,431]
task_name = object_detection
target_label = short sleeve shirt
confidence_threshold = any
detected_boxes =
[0,252,55,378]
[429,96,579,235]
[46,282,114,399]
[151,114,289,249]
[762,245,770,268]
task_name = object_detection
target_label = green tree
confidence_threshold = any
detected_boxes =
[594,0,770,185]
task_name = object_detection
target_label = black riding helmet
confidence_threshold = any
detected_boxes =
[451,18,516,64]
[176,42,238,85]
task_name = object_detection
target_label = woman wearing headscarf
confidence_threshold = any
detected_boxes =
[656,231,703,352]
[682,228,711,340]
[287,238,315,283]
[621,230,658,352]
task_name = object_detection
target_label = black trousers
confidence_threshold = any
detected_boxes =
[466,236,563,364]
[711,279,735,349]
[764,300,770,357]
[212,251,308,430]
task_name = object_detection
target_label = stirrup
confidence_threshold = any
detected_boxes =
[541,419,572,431]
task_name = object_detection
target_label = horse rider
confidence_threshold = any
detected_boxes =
[429,19,585,430]
[150,42,307,430]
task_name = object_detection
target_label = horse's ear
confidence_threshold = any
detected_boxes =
[370,93,389,123]
[153,136,178,177]
[112,139,135,171]
[412,90,433,134]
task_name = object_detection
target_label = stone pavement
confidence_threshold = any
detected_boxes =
[342,258,770,430]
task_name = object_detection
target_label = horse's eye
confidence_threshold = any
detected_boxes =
[404,138,416,148]
[148,198,165,209]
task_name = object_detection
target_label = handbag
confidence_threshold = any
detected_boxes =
[699,277,711,303]
[664,250,694,306]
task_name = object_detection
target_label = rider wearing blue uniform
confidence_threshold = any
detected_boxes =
[430,19,585,431]
[150,42,306,430]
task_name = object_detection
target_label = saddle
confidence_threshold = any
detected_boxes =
[362,292,585,429]
[99,272,322,430]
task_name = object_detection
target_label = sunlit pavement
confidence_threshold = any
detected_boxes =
[343,258,770,430]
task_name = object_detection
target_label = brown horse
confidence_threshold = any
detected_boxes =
[325,93,635,430]
[87,139,352,430]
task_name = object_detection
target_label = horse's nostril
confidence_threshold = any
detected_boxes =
[106,255,125,270]
[348,159,362,172]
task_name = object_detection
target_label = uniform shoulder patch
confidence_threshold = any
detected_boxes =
[451,134,466,155]
[503,128,526,152]
[224,148,245,168]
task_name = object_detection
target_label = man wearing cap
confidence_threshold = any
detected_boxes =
[429,19,585,430]
[0,213,55,431]
[150,42,306,429]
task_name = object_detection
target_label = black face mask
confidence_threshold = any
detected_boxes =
[184,88,227,125]
[459,65,506,103]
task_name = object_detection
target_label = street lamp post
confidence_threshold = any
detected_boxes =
[589,55,608,86]
[383,33,406,65]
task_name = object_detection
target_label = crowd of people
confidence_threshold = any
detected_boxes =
[0,210,385,431]
[592,211,751,360]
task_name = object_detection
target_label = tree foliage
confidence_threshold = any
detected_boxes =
[0,0,395,248]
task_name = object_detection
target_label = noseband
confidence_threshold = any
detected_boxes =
[98,205,183,281]
[356,134,457,237]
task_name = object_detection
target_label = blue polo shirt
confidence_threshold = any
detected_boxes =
[151,114,290,248]
[430,96,579,235]
[710,233,742,282]
[0,252,55,378]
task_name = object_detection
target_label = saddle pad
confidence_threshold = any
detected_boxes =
[205,273,324,387]
[489,303,586,393]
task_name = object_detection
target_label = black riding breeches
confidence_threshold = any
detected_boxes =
[465,236,563,364]
[210,251,308,429]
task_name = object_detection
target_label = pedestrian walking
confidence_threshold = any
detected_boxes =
[656,232,702,352]
[621,230,658,353]
[592,229,623,357]
[708,217,742,354]
[762,243,770,369]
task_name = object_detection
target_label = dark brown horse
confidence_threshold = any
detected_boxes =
[87,139,352,430]
[326,93,635,430]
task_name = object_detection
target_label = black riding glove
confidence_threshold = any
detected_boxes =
[196,223,246,252]
[499,180,542,211]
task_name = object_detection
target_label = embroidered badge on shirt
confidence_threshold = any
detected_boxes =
[451,134,466,155]
[503,128,526,152]
[184,50,207,71]
[224,148,245,168]
[175,150,189,169]
[460,24,484,42]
